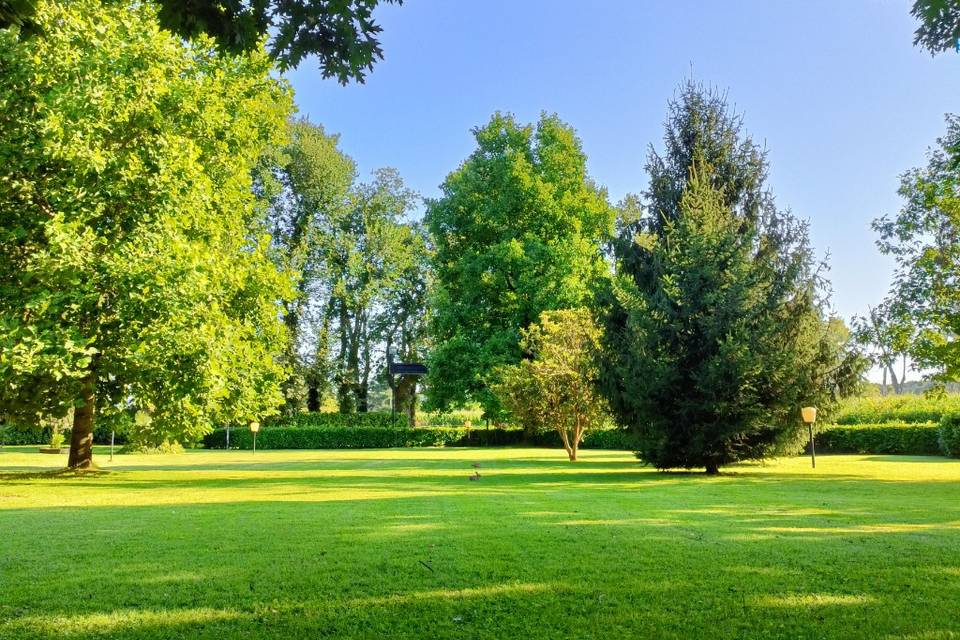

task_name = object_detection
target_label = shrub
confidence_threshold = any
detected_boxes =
[938,413,960,458]
[833,395,960,425]
[417,408,486,427]
[119,441,185,455]
[815,422,942,455]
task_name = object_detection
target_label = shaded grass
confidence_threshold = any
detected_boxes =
[1,446,959,639]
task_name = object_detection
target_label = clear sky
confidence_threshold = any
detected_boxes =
[284,0,959,330]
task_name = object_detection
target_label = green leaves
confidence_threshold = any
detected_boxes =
[425,112,614,416]
[0,0,294,455]
[872,114,960,385]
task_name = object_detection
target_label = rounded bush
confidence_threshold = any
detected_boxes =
[938,413,960,458]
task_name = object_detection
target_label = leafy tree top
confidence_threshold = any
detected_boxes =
[425,112,614,415]
[912,0,960,56]
[0,0,294,463]
[1,0,401,83]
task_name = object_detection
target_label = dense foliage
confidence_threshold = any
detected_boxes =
[426,113,614,417]
[255,120,356,414]
[0,0,293,466]
[938,412,960,457]
[0,0,401,83]
[872,115,960,386]
[599,83,865,474]
[495,309,609,461]
[833,395,960,425]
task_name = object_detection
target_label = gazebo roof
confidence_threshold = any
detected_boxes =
[388,362,428,376]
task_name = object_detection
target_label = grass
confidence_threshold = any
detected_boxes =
[1,446,959,639]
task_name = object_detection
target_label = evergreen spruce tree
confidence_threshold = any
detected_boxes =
[599,82,861,473]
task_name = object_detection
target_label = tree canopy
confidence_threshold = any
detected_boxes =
[0,0,400,83]
[872,114,960,384]
[911,0,960,55]
[255,119,357,414]
[425,112,615,417]
[0,0,294,466]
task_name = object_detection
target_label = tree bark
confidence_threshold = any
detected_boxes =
[68,371,96,468]
[306,385,320,412]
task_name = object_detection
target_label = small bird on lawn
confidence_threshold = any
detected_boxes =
[469,470,481,481]
[471,463,481,468]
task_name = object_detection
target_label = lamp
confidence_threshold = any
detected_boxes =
[249,421,260,456]
[801,407,817,469]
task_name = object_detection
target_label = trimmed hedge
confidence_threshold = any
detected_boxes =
[834,396,960,425]
[265,411,408,429]
[0,423,128,446]
[815,422,942,455]
[204,426,511,449]
[203,425,639,451]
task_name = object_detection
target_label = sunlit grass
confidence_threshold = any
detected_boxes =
[1,446,958,639]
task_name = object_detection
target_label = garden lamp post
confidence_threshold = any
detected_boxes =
[250,421,260,456]
[801,406,817,469]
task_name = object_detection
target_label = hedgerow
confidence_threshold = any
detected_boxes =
[0,423,128,446]
[265,411,407,429]
[833,395,960,425]
[203,425,639,451]
[815,422,942,455]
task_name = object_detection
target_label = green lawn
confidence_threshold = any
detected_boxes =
[1,447,958,639]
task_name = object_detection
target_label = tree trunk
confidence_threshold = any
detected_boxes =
[406,380,417,427]
[306,385,320,412]
[356,384,368,413]
[558,427,575,461]
[705,462,720,475]
[68,371,96,468]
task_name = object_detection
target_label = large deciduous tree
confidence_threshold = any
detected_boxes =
[872,114,960,385]
[0,0,293,467]
[255,120,356,415]
[325,169,421,413]
[599,82,863,474]
[1,0,401,83]
[425,113,615,417]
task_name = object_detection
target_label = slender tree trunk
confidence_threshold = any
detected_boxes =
[68,371,96,468]
[558,427,575,461]
[407,380,417,427]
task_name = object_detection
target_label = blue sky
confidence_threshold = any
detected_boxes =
[285,0,959,330]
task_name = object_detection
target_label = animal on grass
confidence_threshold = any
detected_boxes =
[468,470,480,481]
